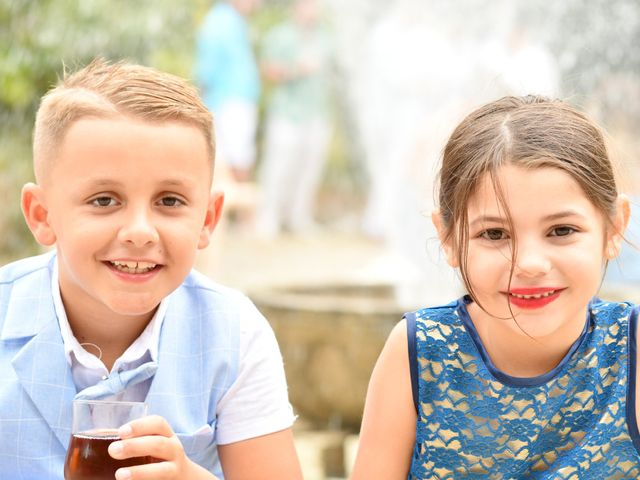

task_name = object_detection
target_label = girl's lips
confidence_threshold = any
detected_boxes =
[505,288,564,309]
[508,287,560,295]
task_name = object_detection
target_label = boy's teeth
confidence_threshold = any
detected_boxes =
[110,261,157,273]
[510,290,556,299]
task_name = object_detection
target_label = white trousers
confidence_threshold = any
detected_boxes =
[214,100,258,170]
[257,115,331,236]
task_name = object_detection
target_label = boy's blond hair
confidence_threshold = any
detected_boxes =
[33,58,215,183]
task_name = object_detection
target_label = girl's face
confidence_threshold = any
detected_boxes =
[450,164,626,338]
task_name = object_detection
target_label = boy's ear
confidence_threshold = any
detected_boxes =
[605,193,631,260]
[431,210,459,268]
[21,183,56,246]
[198,190,225,249]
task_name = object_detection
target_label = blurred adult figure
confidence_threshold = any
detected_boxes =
[483,22,559,98]
[195,0,261,183]
[194,0,261,276]
[255,0,333,238]
[357,1,466,306]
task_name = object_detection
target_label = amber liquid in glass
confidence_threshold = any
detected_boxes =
[64,430,157,480]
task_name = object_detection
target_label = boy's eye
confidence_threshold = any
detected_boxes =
[159,196,184,207]
[550,226,576,237]
[91,196,117,207]
[480,229,508,241]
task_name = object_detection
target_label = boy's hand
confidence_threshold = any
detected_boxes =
[108,415,218,480]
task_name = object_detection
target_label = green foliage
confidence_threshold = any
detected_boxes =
[0,0,323,264]
[0,0,210,263]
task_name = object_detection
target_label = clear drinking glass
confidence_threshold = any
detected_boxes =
[63,400,158,480]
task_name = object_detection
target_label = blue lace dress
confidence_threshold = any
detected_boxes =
[406,297,640,479]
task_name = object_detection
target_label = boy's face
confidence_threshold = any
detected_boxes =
[24,116,222,325]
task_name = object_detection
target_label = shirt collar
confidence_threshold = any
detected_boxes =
[52,257,167,372]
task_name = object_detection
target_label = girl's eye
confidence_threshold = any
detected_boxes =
[91,196,116,207]
[480,229,508,241]
[159,196,184,207]
[550,226,576,237]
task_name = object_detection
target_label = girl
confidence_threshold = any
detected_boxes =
[351,95,637,479]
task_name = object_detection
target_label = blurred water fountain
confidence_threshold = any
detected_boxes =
[322,0,640,306]
[252,3,640,476]
[258,0,640,433]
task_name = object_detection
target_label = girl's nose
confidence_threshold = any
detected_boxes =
[117,208,159,247]
[514,239,552,278]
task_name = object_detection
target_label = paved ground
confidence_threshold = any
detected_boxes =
[195,225,395,293]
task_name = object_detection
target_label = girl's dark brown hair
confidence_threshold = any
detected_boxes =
[437,95,618,305]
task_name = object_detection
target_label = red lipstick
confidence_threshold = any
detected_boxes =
[506,287,563,309]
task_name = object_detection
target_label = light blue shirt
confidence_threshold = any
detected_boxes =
[260,20,333,121]
[195,2,260,110]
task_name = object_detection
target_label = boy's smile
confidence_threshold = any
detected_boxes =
[106,259,162,281]
[108,260,159,275]
[30,116,221,331]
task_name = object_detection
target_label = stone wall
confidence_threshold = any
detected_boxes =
[250,283,403,430]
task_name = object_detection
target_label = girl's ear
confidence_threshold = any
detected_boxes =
[431,210,459,268]
[198,190,225,249]
[21,183,56,246]
[605,193,631,260]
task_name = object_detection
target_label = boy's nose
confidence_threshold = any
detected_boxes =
[117,209,160,247]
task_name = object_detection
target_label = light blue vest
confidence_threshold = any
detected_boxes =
[0,252,245,479]
[407,297,640,479]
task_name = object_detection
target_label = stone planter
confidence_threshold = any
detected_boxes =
[250,283,405,430]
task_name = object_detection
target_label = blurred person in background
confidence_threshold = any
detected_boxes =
[353,1,561,308]
[479,20,560,98]
[195,0,261,184]
[255,0,333,238]
[356,2,467,306]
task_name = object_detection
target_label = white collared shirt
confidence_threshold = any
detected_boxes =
[51,257,295,444]
[52,260,166,401]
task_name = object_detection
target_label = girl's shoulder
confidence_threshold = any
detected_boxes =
[406,297,468,337]
[589,298,637,326]
[408,297,464,321]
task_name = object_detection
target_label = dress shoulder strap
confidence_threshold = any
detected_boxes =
[405,311,419,414]
[629,303,640,441]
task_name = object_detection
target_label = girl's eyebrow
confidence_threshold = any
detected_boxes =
[469,210,587,228]
[469,215,506,228]
[543,210,587,221]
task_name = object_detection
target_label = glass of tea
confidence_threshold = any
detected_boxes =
[64,400,159,480]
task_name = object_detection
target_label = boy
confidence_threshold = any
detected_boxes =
[0,59,303,479]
